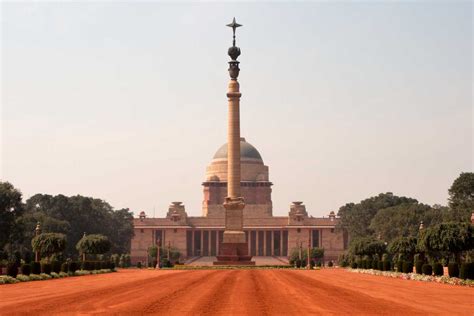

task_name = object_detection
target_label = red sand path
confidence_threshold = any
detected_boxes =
[0,269,472,315]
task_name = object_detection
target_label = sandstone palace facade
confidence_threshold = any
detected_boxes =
[131,138,348,263]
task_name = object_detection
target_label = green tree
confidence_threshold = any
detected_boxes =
[21,194,133,257]
[337,193,418,239]
[447,172,474,222]
[387,236,417,261]
[349,237,386,257]
[369,203,444,242]
[418,222,474,262]
[0,182,24,252]
[31,233,67,259]
[76,234,111,257]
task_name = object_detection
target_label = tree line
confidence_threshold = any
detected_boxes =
[336,172,474,277]
[0,181,134,262]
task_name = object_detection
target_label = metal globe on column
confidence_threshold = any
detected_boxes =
[214,18,254,265]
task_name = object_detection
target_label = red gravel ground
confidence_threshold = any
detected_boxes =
[1,268,473,315]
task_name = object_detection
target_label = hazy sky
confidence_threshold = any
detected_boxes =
[1,1,472,218]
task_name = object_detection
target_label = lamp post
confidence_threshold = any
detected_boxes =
[82,232,87,263]
[156,239,160,269]
[34,222,41,262]
[167,241,171,262]
[307,235,311,269]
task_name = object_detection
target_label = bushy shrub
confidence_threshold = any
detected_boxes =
[433,263,444,276]
[59,272,68,278]
[94,261,101,271]
[351,262,358,269]
[422,264,432,275]
[40,273,51,280]
[16,274,30,282]
[32,262,41,274]
[310,260,315,269]
[460,262,474,280]
[41,263,52,275]
[328,261,333,267]
[68,261,79,273]
[50,272,60,278]
[382,260,391,271]
[110,262,116,271]
[316,261,322,267]
[448,263,459,278]
[0,275,19,284]
[415,260,424,274]
[21,264,31,276]
[295,259,301,268]
[61,262,68,273]
[28,274,42,281]
[402,261,413,274]
[137,261,142,269]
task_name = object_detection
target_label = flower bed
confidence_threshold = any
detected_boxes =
[348,268,474,287]
[0,269,115,285]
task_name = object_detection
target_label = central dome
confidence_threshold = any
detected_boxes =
[212,138,263,162]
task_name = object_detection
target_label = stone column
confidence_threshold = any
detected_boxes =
[214,17,253,265]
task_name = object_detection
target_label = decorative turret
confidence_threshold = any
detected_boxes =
[288,201,308,225]
[166,201,187,225]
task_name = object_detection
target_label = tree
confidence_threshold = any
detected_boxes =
[337,193,418,239]
[418,222,474,262]
[369,203,444,242]
[448,172,474,222]
[31,233,67,259]
[21,193,133,257]
[0,182,24,251]
[387,236,417,261]
[76,234,111,257]
[349,237,386,257]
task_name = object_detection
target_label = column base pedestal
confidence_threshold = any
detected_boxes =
[213,243,255,266]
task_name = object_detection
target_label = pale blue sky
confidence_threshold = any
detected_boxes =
[1,1,472,217]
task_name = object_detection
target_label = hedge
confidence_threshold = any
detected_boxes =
[402,261,413,274]
[448,263,459,278]
[382,260,391,271]
[7,262,19,278]
[41,263,52,275]
[61,262,68,273]
[21,264,31,276]
[32,262,41,275]
[460,263,474,280]
[433,263,444,276]
[51,261,61,274]
[422,264,432,275]
[415,260,424,274]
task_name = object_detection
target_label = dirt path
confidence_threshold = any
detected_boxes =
[1,269,472,315]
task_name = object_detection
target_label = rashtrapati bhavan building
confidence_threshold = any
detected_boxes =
[131,20,348,264]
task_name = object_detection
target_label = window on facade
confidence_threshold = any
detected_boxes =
[273,231,281,256]
[186,231,192,257]
[282,230,288,256]
[265,231,272,256]
[331,228,334,233]
[312,229,319,248]
[194,230,201,256]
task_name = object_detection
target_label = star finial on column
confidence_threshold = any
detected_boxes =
[226,17,242,47]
